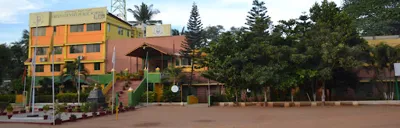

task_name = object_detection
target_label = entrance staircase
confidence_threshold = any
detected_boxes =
[106,80,142,106]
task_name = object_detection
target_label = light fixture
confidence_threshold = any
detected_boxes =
[143,45,146,50]
[128,87,133,92]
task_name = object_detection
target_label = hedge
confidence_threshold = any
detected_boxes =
[0,95,16,103]
[35,93,89,103]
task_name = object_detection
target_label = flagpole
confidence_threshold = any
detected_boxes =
[51,47,55,125]
[30,16,39,116]
[22,68,27,107]
[111,46,116,114]
[146,51,149,106]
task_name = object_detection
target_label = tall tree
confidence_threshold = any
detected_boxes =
[343,0,400,36]
[127,2,162,26]
[172,29,180,36]
[245,0,272,36]
[307,0,367,101]
[204,25,224,44]
[181,2,204,94]
[0,44,12,85]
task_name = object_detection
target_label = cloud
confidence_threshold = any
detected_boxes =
[0,0,59,24]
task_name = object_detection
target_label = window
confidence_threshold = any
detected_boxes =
[35,65,44,72]
[118,27,123,35]
[54,46,62,54]
[53,26,57,32]
[70,45,83,53]
[87,23,101,31]
[107,24,110,32]
[70,24,84,32]
[34,27,46,36]
[127,30,130,37]
[36,47,47,55]
[94,62,101,70]
[181,58,192,66]
[51,64,61,72]
[86,44,100,53]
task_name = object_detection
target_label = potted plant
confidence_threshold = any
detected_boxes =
[54,103,65,125]
[6,104,13,119]
[81,103,89,119]
[43,105,50,120]
[69,114,77,122]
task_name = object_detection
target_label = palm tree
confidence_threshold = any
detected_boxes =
[60,61,89,93]
[162,66,184,86]
[127,2,162,26]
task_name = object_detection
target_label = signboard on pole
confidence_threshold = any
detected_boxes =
[394,63,400,76]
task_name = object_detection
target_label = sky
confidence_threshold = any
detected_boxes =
[0,0,343,44]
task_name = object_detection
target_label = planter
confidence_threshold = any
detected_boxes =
[54,118,62,125]
[68,109,72,112]
[20,110,26,113]
[1,112,6,115]
[44,115,48,120]
[69,116,77,122]
[82,114,87,119]
[39,108,43,111]
[100,112,106,116]
[7,115,12,119]
[12,111,19,114]
[92,112,97,117]
[107,110,111,114]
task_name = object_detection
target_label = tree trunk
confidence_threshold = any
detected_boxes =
[312,79,316,102]
[235,87,238,103]
[264,87,267,107]
[322,81,325,103]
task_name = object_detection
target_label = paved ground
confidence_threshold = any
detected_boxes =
[2,105,400,128]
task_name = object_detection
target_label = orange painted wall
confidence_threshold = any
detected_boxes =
[67,23,105,44]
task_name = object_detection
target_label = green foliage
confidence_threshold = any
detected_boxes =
[0,95,16,103]
[343,0,400,36]
[60,61,89,93]
[80,102,91,113]
[42,105,50,112]
[127,2,161,26]
[245,0,272,35]
[0,102,8,113]
[6,104,13,113]
[162,86,180,102]
[55,93,89,103]
[181,2,204,91]
[140,91,156,102]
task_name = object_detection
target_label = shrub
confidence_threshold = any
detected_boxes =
[140,91,156,102]
[35,95,52,103]
[43,105,50,112]
[6,104,13,113]
[0,95,16,103]
[162,86,180,102]
[55,93,89,102]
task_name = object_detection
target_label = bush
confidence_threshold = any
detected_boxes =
[162,86,180,102]
[0,102,8,113]
[36,95,52,103]
[0,95,16,103]
[55,93,89,103]
[140,91,156,102]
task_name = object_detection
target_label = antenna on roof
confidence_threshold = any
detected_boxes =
[110,0,127,21]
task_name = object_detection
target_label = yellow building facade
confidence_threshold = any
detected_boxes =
[25,7,141,77]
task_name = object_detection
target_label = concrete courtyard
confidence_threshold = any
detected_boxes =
[1,105,400,128]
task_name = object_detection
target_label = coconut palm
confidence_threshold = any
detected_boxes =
[162,66,184,85]
[60,61,89,92]
[127,2,162,26]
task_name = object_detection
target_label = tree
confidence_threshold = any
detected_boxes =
[245,0,272,36]
[0,44,12,84]
[162,66,184,86]
[364,43,400,100]
[343,0,400,36]
[181,2,204,94]
[306,0,367,101]
[204,25,224,44]
[127,2,162,26]
[60,61,89,93]
[172,29,180,36]
[38,77,52,95]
